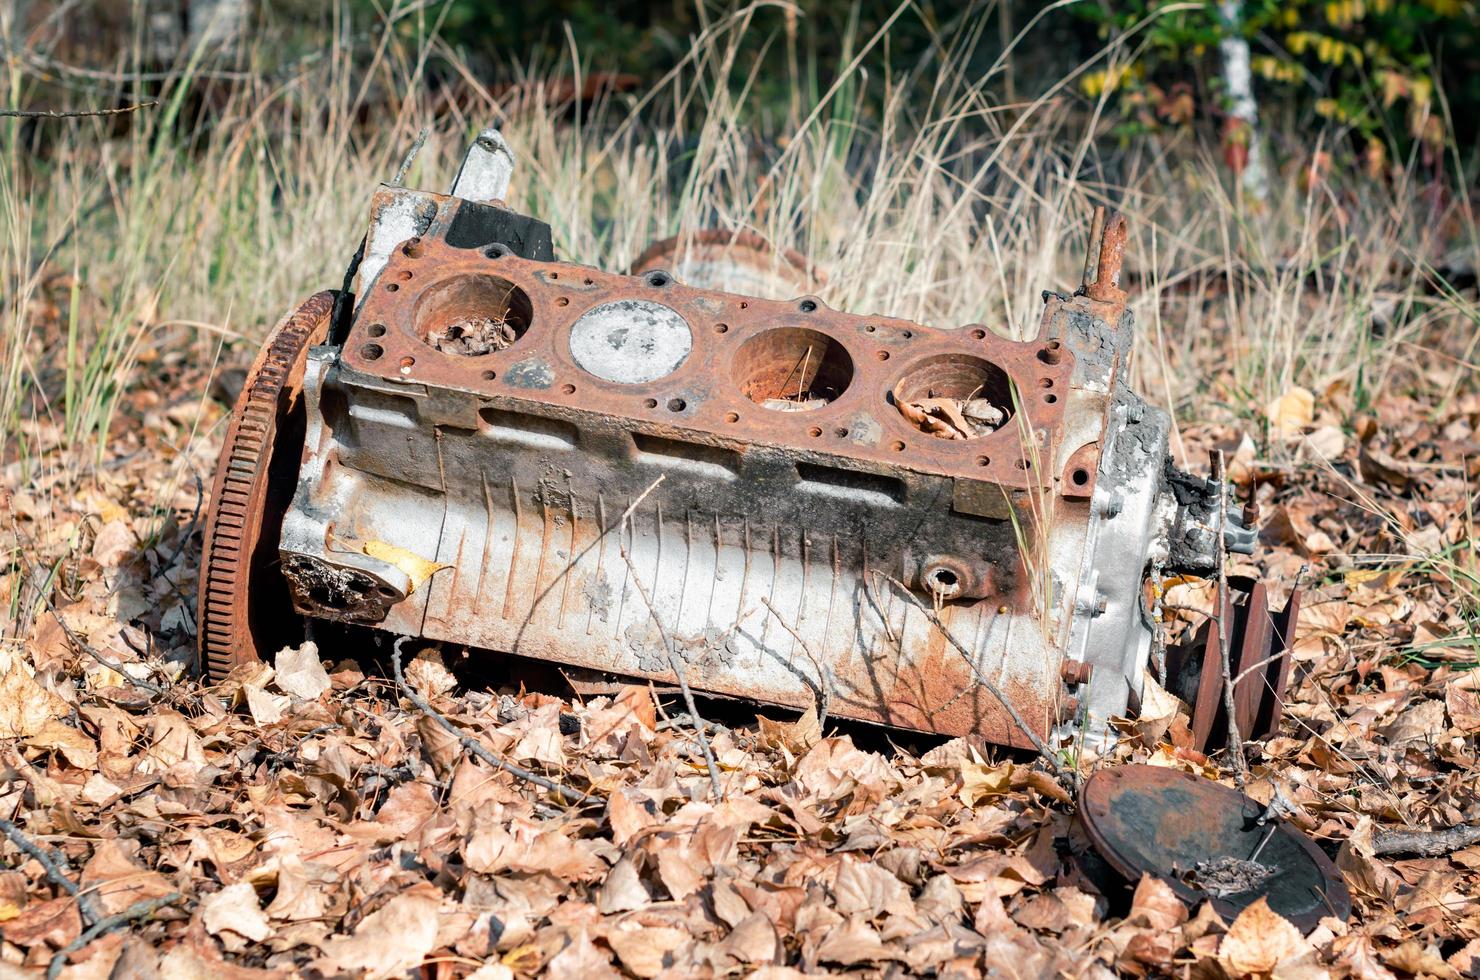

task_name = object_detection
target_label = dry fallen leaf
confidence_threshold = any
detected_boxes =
[1268,386,1315,441]
[0,649,69,738]
[274,641,331,700]
[200,882,273,943]
[1218,897,1310,976]
[320,885,443,979]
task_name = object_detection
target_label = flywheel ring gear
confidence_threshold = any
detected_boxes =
[197,291,336,681]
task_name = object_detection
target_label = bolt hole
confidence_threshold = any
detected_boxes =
[398,355,415,375]
[890,440,906,452]
[361,344,384,361]
[808,426,822,438]
[901,330,913,339]
[833,426,848,438]
[666,397,686,412]
[724,412,739,423]
[876,350,890,361]
[549,272,560,280]
[482,370,496,380]
[583,277,594,285]
[799,298,818,313]
[397,269,413,281]
[484,244,509,259]
[645,271,670,288]
[644,398,658,409]
[976,455,991,467]
[384,282,399,292]
[715,323,729,334]
[739,301,749,310]
[1071,468,1090,486]
[1016,458,1031,470]
[1044,393,1058,404]
[929,569,957,587]
[556,296,569,307]
[366,323,386,337]
[401,238,422,258]
[864,324,877,333]
[561,383,576,395]
[970,328,986,340]
[1039,378,1054,388]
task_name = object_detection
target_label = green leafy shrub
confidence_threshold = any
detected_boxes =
[1075,0,1479,161]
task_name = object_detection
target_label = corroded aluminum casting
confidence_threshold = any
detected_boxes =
[200,129,1296,751]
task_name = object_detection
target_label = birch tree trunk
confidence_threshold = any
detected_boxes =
[1218,0,1269,201]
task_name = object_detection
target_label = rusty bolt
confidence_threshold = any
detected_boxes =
[1057,696,1082,724]
[1061,659,1094,686]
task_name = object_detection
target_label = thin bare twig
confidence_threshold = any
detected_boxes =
[0,101,157,119]
[881,574,1075,786]
[616,478,723,799]
[47,893,182,980]
[0,818,102,925]
[760,597,832,728]
[42,598,162,695]
[390,637,593,806]
[618,552,724,798]
[1212,451,1248,782]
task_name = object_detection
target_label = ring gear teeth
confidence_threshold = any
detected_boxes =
[197,291,335,680]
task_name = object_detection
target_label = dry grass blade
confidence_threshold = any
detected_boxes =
[0,100,157,119]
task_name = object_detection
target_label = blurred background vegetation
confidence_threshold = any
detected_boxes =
[10,0,1479,162]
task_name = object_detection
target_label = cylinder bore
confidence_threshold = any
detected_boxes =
[413,274,533,356]
[734,327,853,412]
[892,354,1015,440]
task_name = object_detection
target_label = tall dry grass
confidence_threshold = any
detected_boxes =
[2,0,1475,480]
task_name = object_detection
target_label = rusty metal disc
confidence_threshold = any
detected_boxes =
[1078,765,1349,932]
[1168,576,1301,753]
[197,291,335,680]
[630,229,822,300]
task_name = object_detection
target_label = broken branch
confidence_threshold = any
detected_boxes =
[43,597,162,695]
[0,817,103,925]
[47,893,182,980]
[618,547,725,800]
[390,637,594,806]
[1372,823,1480,857]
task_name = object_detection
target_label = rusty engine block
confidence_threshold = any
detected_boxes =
[199,129,1296,752]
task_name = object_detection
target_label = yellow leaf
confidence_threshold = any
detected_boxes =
[1266,386,1314,441]
[361,540,447,593]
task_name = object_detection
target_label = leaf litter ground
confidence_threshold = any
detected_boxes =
[2,343,1479,978]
